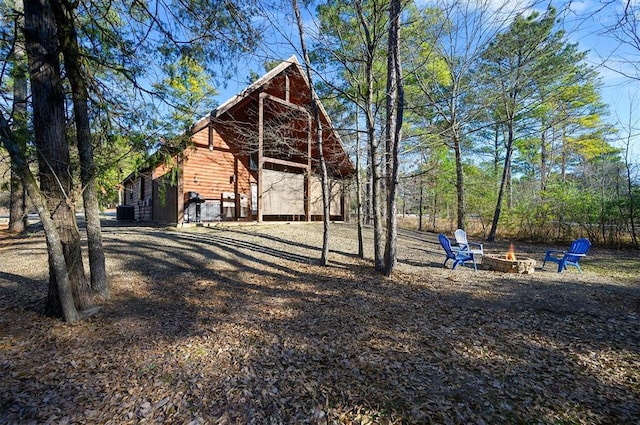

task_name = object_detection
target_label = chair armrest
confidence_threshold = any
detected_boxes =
[468,242,483,249]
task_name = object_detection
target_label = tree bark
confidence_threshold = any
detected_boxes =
[418,175,424,231]
[453,133,465,230]
[8,171,27,233]
[8,0,28,234]
[540,120,548,193]
[355,108,365,258]
[368,109,383,270]
[352,1,384,271]
[622,117,638,248]
[383,0,403,276]
[365,144,372,225]
[292,0,330,265]
[52,0,108,299]
[487,124,514,242]
[1,114,80,323]
[24,0,90,316]
[561,124,567,182]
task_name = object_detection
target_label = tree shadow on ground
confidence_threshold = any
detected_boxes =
[99,226,640,421]
[1,223,639,423]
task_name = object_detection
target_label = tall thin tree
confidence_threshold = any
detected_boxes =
[383,0,404,276]
[1,110,80,323]
[23,0,91,316]
[355,106,365,258]
[314,0,387,270]
[8,0,28,233]
[480,8,557,241]
[51,0,108,299]
[292,0,331,265]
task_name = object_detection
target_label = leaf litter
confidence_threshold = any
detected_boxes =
[0,222,639,424]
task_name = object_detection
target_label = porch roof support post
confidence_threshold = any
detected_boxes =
[177,157,184,225]
[306,114,312,222]
[258,93,265,223]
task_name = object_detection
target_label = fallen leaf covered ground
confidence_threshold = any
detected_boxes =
[1,221,639,424]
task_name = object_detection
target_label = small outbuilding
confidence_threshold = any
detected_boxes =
[120,56,354,225]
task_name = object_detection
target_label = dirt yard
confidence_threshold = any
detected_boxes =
[1,221,639,424]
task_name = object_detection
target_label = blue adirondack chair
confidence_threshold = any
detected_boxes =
[438,233,477,271]
[542,238,591,273]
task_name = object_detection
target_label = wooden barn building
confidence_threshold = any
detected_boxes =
[119,56,354,225]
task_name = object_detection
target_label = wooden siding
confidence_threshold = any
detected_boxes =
[261,68,311,109]
[122,172,153,221]
[152,158,176,180]
[181,126,251,200]
[152,177,178,223]
[262,73,288,102]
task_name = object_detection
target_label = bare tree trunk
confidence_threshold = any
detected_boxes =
[600,162,607,245]
[418,175,424,231]
[506,164,512,209]
[1,115,80,323]
[8,0,28,234]
[292,0,330,265]
[561,124,567,183]
[431,189,437,230]
[355,108,364,258]
[24,0,91,316]
[383,0,403,277]
[487,124,514,242]
[493,123,500,175]
[622,114,639,248]
[8,171,27,233]
[365,144,372,225]
[540,125,548,192]
[351,1,384,270]
[626,169,639,250]
[52,0,108,299]
[369,114,384,270]
[453,133,465,230]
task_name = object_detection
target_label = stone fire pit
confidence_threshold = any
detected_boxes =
[484,254,537,274]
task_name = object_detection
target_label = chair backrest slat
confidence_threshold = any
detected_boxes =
[439,233,455,257]
[454,229,467,245]
[566,238,591,262]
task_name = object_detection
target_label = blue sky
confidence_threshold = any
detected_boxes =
[211,0,640,163]
[559,0,640,161]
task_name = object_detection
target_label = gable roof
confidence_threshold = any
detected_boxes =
[215,56,304,118]
[190,56,354,176]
